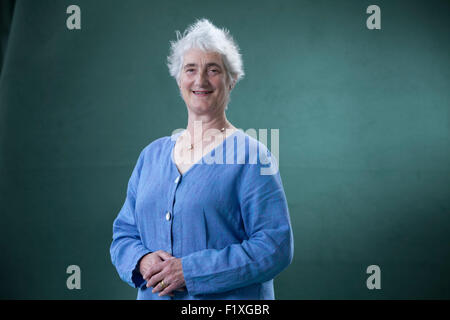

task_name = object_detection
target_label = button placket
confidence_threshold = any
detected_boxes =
[165,174,180,258]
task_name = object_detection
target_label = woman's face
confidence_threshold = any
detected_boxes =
[178,48,231,115]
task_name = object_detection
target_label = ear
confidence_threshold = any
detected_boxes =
[229,76,237,91]
[230,76,237,90]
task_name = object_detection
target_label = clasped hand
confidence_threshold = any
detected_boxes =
[139,250,186,297]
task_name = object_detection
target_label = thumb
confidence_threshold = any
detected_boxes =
[157,251,174,260]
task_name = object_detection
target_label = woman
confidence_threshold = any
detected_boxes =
[110,18,293,300]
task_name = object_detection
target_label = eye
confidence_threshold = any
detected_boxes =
[209,69,219,74]
[186,69,195,73]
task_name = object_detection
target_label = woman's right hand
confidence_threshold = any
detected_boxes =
[139,250,186,295]
[139,250,173,276]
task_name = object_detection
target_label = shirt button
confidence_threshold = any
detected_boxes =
[174,176,180,184]
[165,211,171,221]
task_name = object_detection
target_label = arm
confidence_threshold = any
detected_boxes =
[110,149,151,288]
[181,156,294,296]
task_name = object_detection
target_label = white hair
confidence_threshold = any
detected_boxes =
[167,18,245,86]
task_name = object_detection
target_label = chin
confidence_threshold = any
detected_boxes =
[189,103,214,113]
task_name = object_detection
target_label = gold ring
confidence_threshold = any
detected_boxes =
[160,280,167,289]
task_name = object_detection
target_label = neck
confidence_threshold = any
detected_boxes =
[185,110,232,138]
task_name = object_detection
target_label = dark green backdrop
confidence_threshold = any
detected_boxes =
[0,0,449,299]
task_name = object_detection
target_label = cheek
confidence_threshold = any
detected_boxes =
[217,85,228,97]
[213,80,227,94]
[180,78,192,89]
[182,85,192,96]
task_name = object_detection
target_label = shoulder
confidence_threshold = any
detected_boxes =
[232,129,279,176]
[138,130,182,160]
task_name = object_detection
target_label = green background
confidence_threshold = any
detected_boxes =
[0,0,449,299]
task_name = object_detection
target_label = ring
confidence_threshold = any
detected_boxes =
[159,280,167,289]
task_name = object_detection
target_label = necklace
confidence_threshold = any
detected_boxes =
[187,127,226,150]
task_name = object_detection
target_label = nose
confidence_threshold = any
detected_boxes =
[194,70,209,87]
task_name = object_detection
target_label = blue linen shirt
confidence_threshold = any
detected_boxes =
[110,129,294,299]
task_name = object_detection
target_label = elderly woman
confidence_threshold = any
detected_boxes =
[110,18,293,300]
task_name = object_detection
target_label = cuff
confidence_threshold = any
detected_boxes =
[131,250,151,288]
[181,255,197,296]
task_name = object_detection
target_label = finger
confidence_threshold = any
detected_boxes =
[156,251,174,260]
[148,272,165,290]
[151,278,168,294]
[158,283,179,297]
[152,281,164,293]
[143,263,163,280]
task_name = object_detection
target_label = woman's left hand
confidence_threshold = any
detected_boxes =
[143,257,186,296]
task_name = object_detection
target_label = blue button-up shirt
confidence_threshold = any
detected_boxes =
[110,129,294,299]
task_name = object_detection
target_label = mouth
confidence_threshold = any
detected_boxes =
[192,90,213,96]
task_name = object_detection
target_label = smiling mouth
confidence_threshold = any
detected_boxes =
[192,90,213,96]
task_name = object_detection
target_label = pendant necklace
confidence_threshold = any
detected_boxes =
[187,127,226,150]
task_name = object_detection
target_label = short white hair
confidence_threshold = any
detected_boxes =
[167,18,245,86]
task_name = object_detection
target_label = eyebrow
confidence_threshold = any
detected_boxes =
[183,63,222,70]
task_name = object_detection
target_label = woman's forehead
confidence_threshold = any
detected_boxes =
[183,48,223,66]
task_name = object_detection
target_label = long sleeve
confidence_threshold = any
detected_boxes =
[110,149,151,288]
[181,153,294,296]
